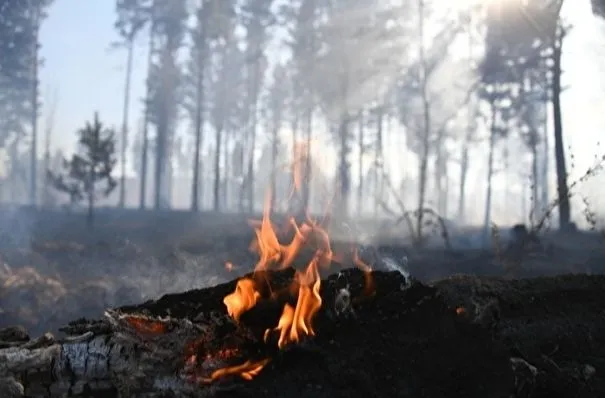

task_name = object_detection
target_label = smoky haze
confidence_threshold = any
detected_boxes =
[1,0,605,336]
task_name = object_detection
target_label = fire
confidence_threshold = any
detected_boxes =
[201,358,271,383]
[123,314,167,335]
[205,141,374,383]
[223,278,260,322]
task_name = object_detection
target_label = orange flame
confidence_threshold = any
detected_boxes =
[200,358,271,383]
[124,315,167,335]
[209,141,374,383]
[223,278,260,322]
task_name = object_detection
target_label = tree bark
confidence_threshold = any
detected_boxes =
[191,28,207,212]
[140,20,155,210]
[30,7,41,207]
[551,29,571,230]
[374,106,384,218]
[416,0,431,242]
[337,115,351,219]
[213,127,223,212]
[119,39,134,208]
[483,102,497,242]
[530,138,539,223]
[357,110,364,215]
[270,127,278,209]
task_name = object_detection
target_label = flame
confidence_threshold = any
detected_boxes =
[264,260,323,349]
[200,358,271,383]
[223,278,260,322]
[208,141,374,383]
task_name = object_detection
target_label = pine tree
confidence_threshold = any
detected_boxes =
[48,113,117,227]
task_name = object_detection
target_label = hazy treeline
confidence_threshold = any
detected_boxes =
[2,0,605,231]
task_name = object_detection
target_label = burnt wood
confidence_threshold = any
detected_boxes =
[1,270,604,397]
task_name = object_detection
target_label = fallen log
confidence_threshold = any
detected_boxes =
[1,269,604,397]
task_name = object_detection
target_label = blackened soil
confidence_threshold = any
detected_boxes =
[120,269,515,398]
[436,274,605,398]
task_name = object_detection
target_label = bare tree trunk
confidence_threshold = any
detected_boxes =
[119,39,134,208]
[302,109,312,214]
[357,109,364,215]
[416,0,430,241]
[458,138,469,223]
[246,60,261,213]
[30,7,41,207]
[154,124,166,210]
[373,107,384,217]
[191,25,207,212]
[270,127,278,210]
[483,103,497,240]
[213,127,223,212]
[551,26,571,230]
[222,129,231,210]
[530,139,539,223]
[42,89,57,208]
[337,115,351,219]
[140,21,155,210]
[541,102,549,212]
[433,130,445,216]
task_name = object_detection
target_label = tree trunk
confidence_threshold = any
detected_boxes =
[191,30,206,212]
[246,60,261,214]
[337,115,350,219]
[357,110,364,215]
[417,130,430,241]
[416,0,430,242]
[302,109,312,214]
[154,123,166,210]
[118,39,134,208]
[213,126,223,212]
[139,22,155,210]
[191,74,204,211]
[434,130,446,216]
[270,127,278,209]
[483,103,497,242]
[530,139,539,223]
[458,139,469,223]
[373,107,384,217]
[30,8,40,207]
[541,102,549,213]
[222,129,231,210]
[551,28,571,230]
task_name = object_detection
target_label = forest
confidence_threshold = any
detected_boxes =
[0,0,602,227]
[1,1,605,397]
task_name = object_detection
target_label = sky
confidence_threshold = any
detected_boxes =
[37,0,605,221]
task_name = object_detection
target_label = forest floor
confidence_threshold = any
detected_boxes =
[0,208,604,338]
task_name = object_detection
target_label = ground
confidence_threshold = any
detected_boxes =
[1,207,604,336]
[1,207,605,397]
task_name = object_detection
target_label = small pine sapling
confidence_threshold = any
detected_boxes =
[47,112,117,226]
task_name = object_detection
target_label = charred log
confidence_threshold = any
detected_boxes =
[1,270,604,397]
